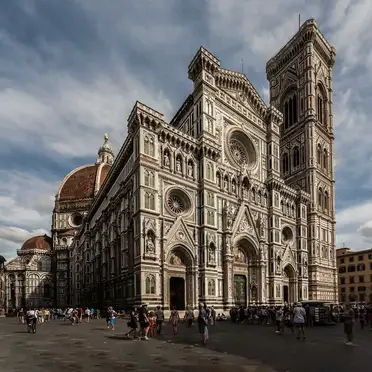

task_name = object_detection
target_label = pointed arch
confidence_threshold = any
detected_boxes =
[317,82,328,126]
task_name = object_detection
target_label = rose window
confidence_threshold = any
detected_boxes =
[226,129,257,169]
[165,187,192,216]
[229,139,248,165]
[167,194,185,214]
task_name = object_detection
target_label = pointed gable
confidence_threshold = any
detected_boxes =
[282,244,296,269]
[165,216,195,249]
[232,203,260,242]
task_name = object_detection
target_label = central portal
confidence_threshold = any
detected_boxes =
[169,277,185,310]
[283,285,289,303]
[233,275,247,307]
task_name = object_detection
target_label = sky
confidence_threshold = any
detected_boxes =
[0,0,371,260]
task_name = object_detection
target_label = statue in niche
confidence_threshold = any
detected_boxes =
[176,158,182,173]
[242,184,248,198]
[164,153,170,167]
[209,246,216,264]
[276,256,281,274]
[259,216,265,237]
[232,182,236,193]
[225,238,231,254]
[145,235,155,255]
[225,202,235,230]
[224,178,228,191]
[303,261,308,277]
[187,163,194,177]
[276,284,280,297]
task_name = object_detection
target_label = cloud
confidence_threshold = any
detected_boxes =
[1,0,372,259]
[0,227,48,245]
[0,171,57,259]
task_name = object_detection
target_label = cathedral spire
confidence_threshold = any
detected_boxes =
[96,133,114,165]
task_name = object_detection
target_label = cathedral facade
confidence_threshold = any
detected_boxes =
[2,19,337,311]
[71,19,337,310]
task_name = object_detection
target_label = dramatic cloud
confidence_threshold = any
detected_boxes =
[1,0,371,258]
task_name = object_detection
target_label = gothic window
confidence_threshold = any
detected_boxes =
[144,135,151,155]
[145,192,155,210]
[324,191,329,212]
[206,99,213,116]
[208,279,216,296]
[317,144,322,165]
[145,275,156,294]
[293,146,300,167]
[283,92,298,129]
[318,188,323,209]
[206,163,212,179]
[317,84,327,125]
[323,149,328,170]
[207,192,214,207]
[281,153,289,173]
[207,118,214,133]
[149,137,155,156]
[207,211,215,225]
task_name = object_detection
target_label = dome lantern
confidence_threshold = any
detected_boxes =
[96,133,114,165]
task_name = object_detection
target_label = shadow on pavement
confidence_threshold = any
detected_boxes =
[105,335,133,341]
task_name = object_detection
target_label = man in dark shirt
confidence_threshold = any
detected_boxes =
[198,303,208,345]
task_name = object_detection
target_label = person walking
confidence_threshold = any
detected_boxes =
[198,303,209,345]
[344,304,355,346]
[293,302,306,340]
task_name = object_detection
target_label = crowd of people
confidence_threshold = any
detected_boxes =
[10,302,372,346]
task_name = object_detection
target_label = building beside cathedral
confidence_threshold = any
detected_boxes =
[70,18,337,310]
[2,18,338,311]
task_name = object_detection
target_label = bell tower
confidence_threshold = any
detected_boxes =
[266,19,337,301]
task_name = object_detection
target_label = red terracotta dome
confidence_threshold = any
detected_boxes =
[56,134,114,202]
[57,163,111,202]
[21,235,52,251]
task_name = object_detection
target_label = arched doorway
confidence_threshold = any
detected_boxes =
[232,237,259,306]
[165,246,195,310]
[282,264,296,304]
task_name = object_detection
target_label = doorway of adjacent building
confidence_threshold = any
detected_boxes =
[169,277,185,310]
[233,274,247,307]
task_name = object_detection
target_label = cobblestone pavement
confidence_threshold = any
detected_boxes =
[0,318,371,372]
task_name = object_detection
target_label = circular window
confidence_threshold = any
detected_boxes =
[282,226,293,244]
[70,213,83,227]
[227,129,257,169]
[165,188,192,216]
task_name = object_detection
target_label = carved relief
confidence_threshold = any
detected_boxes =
[234,247,246,263]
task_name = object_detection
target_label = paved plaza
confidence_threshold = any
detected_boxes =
[0,318,371,372]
